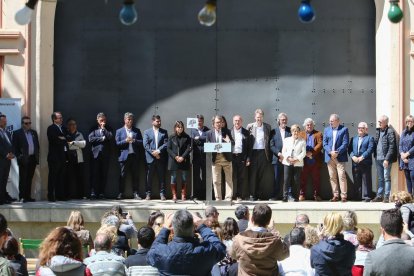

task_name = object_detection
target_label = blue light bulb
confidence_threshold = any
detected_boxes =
[298,0,315,23]
[119,2,137,26]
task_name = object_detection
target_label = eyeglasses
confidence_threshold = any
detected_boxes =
[23,122,31,125]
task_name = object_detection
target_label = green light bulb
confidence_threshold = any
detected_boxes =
[388,3,403,23]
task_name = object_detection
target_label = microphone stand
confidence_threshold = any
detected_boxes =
[189,130,198,204]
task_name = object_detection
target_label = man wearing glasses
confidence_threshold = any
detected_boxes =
[13,116,39,203]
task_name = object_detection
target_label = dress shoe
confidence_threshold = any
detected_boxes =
[224,197,232,201]
[145,195,151,200]
[117,193,124,200]
[6,194,17,202]
[314,195,322,201]
[288,196,296,202]
[383,196,390,203]
[371,196,383,202]
[299,195,305,201]
[282,197,288,202]
[341,197,347,203]
[249,196,256,201]
[236,197,242,202]
[330,196,339,202]
[20,198,26,203]
[362,198,371,202]
[98,194,106,200]
[133,193,142,200]
[90,193,97,200]
[160,194,166,201]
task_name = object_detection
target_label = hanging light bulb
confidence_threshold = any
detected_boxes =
[298,0,315,23]
[198,0,217,27]
[15,0,38,25]
[119,0,138,26]
[388,0,403,23]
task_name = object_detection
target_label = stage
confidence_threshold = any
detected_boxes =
[0,199,393,240]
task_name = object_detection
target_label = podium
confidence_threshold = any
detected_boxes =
[204,143,232,206]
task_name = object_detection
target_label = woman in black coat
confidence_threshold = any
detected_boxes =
[167,121,192,202]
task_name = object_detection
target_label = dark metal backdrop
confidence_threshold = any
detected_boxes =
[54,0,376,199]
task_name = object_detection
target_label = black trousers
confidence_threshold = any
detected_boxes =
[352,163,372,200]
[0,159,11,203]
[146,159,166,196]
[90,153,109,196]
[119,153,140,194]
[66,161,85,199]
[283,165,302,199]
[233,154,247,198]
[48,160,66,200]
[18,155,37,200]
[193,156,207,199]
[249,150,267,198]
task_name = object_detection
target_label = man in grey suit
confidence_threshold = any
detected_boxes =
[363,208,414,276]
[246,109,272,201]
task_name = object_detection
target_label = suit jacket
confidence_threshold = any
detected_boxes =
[348,135,374,166]
[47,124,67,163]
[231,127,252,162]
[88,125,114,159]
[190,126,210,162]
[13,128,40,164]
[323,125,349,163]
[270,126,292,164]
[246,122,273,161]
[167,133,192,170]
[374,126,397,162]
[0,129,13,161]
[206,128,234,162]
[115,126,143,162]
[363,239,414,276]
[143,127,168,164]
[298,130,323,167]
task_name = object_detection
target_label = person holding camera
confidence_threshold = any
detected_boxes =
[147,209,226,275]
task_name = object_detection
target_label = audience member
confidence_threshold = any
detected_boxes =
[234,205,249,232]
[364,208,414,275]
[205,205,220,224]
[278,227,314,276]
[0,214,14,275]
[218,218,239,276]
[231,203,289,276]
[295,214,310,228]
[84,233,126,276]
[111,205,138,240]
[147,210,165,236]
[66,210,94,250]
[310,212,355,275]
[36,227,85,276]
[147,209,226,275]
[101,213,131,256]
[304,226,319,249]
[352,227,374,276]
[125,227,155,267]
[2,236,28,276]
[342,210,359,246]
[392,191,414,239]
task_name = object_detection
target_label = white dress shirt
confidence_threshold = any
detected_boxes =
[253,126,265,149]
[332,128,338,151]
[125,127,134,154]
[233,127,243,154]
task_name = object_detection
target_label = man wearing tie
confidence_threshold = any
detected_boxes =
[0,114,15,205]
[88,112,114,200]
[348,122,374,202]
[190,114,210,200]
[115,112,143,200]
[206,115,234,201]
[47,112,67,201]
[13,116,39,203]
[323,114,349,202]
[143,115,168,200]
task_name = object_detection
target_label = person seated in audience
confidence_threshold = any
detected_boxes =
[304,226,320,249]
[147,210,165,236]
[284,214,311,246]
[234,205,249,232]
[111,205,138,240]
[66,210,94,251]
[310,212,355,275]
[147,209,226,275]
[205,205,220,225]
[352,227,374,276]
[0,214,16,276]
[278,227,314,276]
[2,236,28,276]
[392,191,414,240]
[84,233,126,276]
[125,226,155,267]
[364,208,414,275]
[217,218,239,276]
[101,212,132,256]
[36,227,85,276]
[231,203,289,276]
[342,210,359,246]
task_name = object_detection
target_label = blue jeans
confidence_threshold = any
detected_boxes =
[375,159,392,197]
[170,170,188,184]
[403,169,414,195]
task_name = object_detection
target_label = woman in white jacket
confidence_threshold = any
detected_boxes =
[282,124,306,202]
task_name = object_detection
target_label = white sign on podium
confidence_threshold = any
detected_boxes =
[204,142,232,153]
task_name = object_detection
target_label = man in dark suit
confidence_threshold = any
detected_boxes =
[364,208,414,276]
[47,111,68,201]
[0,114,15,205]
[13,116,39,203]
[190,114,209,200]
[88,112,114,200]
[269,112,291,200]
[231,115,251,201]
[348,122,374,202]
[206,115,234,201]
[115,112,143,200]
[323,113,349,202]
[143,115,168,200]
[246,109,272,201]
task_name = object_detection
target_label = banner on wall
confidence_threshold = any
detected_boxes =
[0,98,22,199]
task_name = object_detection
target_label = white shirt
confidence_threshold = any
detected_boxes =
[215,130,222,143]
[357,136,363,153]
[233,127,243,154]
[278,245,314,276]
[153,128,159,149]
[253,126,265,149]
[280,127,286,146]
[332,128,338,151]
[125,127,134,154]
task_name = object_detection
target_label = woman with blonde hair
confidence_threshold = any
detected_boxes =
[310,212,355,275]
[36,227,85,275]
[392,191,414,239]
[66,210,94,250]
[342,210,358,246]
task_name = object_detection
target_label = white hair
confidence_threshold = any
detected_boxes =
[303,118,315,127]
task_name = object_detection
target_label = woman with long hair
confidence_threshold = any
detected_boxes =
[2,236,28,276]
[66,210,94,250]
[399,115,414,195]
[36,227,85,276]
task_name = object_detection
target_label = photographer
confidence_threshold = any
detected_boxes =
[147,209,226,275]
[111,205,138,241]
